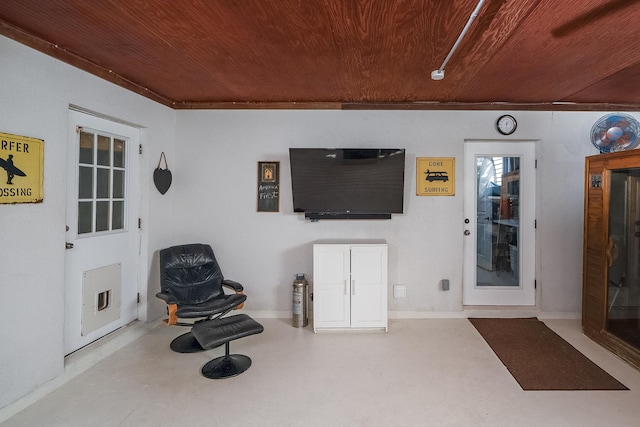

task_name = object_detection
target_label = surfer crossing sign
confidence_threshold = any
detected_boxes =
[0,132,44,203]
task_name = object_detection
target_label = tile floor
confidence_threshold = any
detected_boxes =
[2,318,640,427]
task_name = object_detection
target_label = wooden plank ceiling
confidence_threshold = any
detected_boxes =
[1,0,640,110]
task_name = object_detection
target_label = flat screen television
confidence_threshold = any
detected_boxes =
[289,148,406,220]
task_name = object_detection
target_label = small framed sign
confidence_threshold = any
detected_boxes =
[0,132,44,204]
[416,157,455,196]
[257,161,279,212]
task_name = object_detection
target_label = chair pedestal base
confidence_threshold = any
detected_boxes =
[201,354,252,379]
[170,331,204,353]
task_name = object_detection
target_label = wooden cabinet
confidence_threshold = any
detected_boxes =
[313,243,388,332]
[583,150,640,369]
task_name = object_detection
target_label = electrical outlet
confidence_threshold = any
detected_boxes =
[393,285,406,299]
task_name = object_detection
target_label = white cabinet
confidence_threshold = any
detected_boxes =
[313,243,388,332]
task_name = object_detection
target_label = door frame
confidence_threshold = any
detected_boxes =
[463,140,537,306]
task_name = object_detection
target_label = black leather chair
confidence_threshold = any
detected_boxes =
[157,243,247,353]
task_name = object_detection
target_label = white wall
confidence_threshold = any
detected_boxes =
[0,36,176,409]
[174,109,602,316]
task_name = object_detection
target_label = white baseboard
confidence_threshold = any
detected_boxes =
[241,310,290,319]
[263,309,581,320]
[389,309,580,320]
[536,311,581,320]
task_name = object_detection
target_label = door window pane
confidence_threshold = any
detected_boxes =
[114,139,125,168]
[78,202,93,234]
[97,135,110,166]
[476,156,520,287]
[96,168,110,199]
[112,201,124,230]
[113,170,124,198]
[79,131,94,165]
[78,166,93,199]
[96,201,110,232]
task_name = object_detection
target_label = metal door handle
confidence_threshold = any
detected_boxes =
[65,242,74,249]
[464,230,471,236]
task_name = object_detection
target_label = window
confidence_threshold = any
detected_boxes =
[77,129,127,235]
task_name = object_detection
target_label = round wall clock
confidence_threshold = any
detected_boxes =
[496,114,517,135]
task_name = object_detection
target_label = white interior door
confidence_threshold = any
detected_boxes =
[65,110,140,354]
[463,141,536,306]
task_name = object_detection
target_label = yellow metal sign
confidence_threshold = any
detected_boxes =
[0,132,44,203]
[416,157,455,196]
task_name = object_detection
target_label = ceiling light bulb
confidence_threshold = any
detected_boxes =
[431,70,445,80]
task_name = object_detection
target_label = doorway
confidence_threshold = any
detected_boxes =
[463,141,536,306]
[64,110,140,354]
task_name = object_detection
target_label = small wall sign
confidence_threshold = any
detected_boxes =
[0,132,44,203]
[257,161,279,212]
[416,157,455,196]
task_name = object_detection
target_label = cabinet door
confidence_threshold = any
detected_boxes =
[313,245,350,330]
[350,245,388,329]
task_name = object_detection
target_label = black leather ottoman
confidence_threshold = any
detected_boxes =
[191,314,264,379]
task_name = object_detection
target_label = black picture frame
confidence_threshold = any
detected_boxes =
[257,161,279,212]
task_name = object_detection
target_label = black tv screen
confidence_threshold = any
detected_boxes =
[289,148,405,220]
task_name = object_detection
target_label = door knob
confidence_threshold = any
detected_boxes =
[464,230,471,236]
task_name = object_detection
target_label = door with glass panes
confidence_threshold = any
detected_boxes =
[463,141,536,306]
[64,110,140,354]
[606,168,640,350]
[583,151,640,369]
